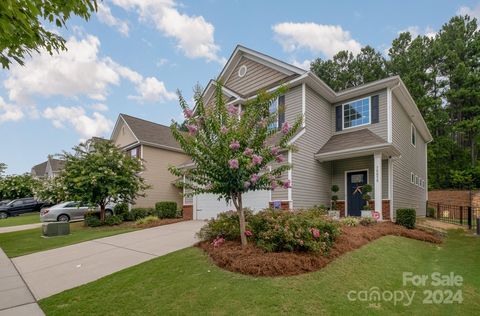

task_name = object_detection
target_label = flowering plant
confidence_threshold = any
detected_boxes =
[170,83,302,246]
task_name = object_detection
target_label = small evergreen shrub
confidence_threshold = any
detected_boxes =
[136,215,159,225]
[114,203,129,219]
[84,211,103,227]
[198,209,254,241]
[131,208,154,220]
[396,208,416,229]
[426,207,435,218]
[155,201,177,218]
[104,215,123,226]
[340,217,360,227]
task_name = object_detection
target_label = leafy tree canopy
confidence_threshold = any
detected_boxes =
[0,0,98,68]
[59,139,149,220]
[0,173,39,200]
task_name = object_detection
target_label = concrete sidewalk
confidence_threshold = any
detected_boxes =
[0,249,44,316]
[12,220,205,300]
[0,223,42,234]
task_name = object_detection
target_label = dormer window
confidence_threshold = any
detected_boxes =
[343,97,370,129]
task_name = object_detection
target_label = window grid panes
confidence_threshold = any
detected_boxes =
[343,98,370,129]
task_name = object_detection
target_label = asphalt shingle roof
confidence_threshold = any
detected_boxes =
[316,129,388,155]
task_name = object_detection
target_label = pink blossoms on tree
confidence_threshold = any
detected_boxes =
[169,83,302,246]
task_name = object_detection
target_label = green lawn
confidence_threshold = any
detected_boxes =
[39,230,479,316]
[0,213,40,227]
[0,222,138,257]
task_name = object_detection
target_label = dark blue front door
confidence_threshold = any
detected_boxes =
[347,171,368,216]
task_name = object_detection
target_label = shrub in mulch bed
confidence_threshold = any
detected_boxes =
[196,222,442,277]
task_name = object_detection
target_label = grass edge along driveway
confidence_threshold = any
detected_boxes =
[39,230,480,316]
[0,222,138,257]
[0,213,40,227]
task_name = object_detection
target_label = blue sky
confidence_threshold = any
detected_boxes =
[0,0,478,175]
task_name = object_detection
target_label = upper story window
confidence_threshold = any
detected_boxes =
[411,123,416,147]
[343,97,370,129]
[269,95,285,129]
[130,148,138,158]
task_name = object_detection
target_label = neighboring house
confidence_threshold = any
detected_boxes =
[31,156,65,179]
[180,45,432,221]
[110,114,190,208]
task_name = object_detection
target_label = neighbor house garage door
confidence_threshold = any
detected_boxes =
[194,190,270,220]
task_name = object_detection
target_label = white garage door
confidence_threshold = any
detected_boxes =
[194,190,270,220]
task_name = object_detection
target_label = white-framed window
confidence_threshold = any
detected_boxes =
[411,123,416,147]
[415,175,419,186]
[411,172,415,184]
[422,179,425,189]
[269,95,285,129]
[343,97,370,129]
[130,148,138,158]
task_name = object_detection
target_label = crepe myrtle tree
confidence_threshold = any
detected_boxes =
[169,83,302,246]
[61,139,149,221]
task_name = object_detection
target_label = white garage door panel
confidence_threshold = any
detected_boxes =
[195,190,270,220]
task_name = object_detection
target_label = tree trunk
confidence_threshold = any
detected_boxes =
[100,204,106,221]
[232,193,247,246]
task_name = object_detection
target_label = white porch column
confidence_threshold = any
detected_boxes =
[374,152,383,220]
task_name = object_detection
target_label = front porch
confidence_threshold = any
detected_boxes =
[315,129,400,221]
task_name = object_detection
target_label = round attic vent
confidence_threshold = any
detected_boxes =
[238,65,247,78]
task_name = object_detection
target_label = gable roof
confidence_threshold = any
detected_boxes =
[48,158,65,173]
[111,114,182,152]
[31,161,47,177]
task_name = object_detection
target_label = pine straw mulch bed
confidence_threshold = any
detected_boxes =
[196,222,442,277]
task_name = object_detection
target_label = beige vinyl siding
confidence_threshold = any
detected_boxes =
[291,86,332,209]
[331,156,389,200]
[225,56,288,96]
[114,121,137,148]
[135,145,190,208]
[270,159,288,202]
[332,89,388,141]
[285,85,302,125]
[392,94,427,217]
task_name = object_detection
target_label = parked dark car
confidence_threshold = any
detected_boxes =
[0,200,11,207]
[0,198,47,219]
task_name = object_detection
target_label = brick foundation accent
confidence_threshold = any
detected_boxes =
[335,200,390,220]
[269,201,290,210]
[182,205,193,220]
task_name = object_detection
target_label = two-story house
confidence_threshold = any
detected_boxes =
[181,45,432,221]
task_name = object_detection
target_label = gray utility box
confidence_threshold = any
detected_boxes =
[42,222,70,237]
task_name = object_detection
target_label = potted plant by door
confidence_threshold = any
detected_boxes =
[361,184,373,217]
[328,185,340,219]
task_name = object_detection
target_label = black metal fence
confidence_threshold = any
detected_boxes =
[426,201,480,229]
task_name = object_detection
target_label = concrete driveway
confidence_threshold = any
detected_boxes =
[12,220,205,300]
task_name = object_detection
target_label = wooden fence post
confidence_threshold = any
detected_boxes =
[437,203,441,219]
[460,206,463,225]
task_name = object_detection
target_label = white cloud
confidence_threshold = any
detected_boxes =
[43,106,113,139]
[291,59,311,70]
[458,4,480,19]
[97,2,129,36]
[111,0,225,63]
[272,22,362,58]
[0,97,24,123]
[3,34,175,105]
[90,103,109,112]
[129,77,177,102]
[399,26,436,39]
[157,58,169,67]
[4,35,119,104]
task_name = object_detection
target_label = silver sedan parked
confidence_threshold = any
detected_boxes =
[40,201,114,222]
